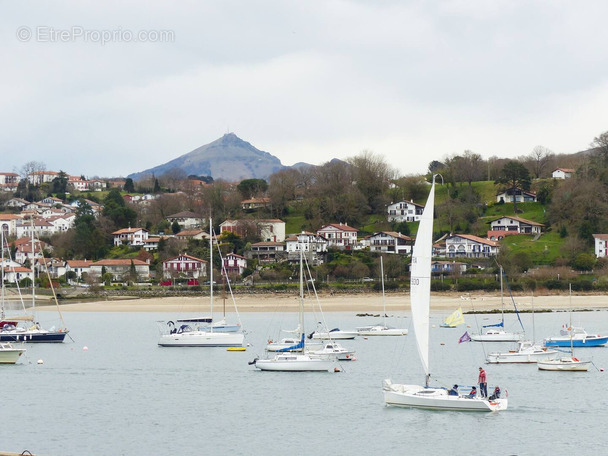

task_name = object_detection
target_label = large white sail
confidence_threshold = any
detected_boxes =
[410,177,436,381]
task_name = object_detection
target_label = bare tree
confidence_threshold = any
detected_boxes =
[527,145,554,178]
[347,150,397,214]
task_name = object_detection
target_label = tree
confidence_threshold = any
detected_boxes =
[237,178,268,199]
[445,151,485,187]
[124,178,135,193]
[171,220,181,234]
[347,150,396,214]
[102,188,137,229]
[591,130,608,165]
[495,161,531,213]
[51,170,69,194]
[527,146,554,178]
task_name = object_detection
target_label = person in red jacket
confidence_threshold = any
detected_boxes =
[478,367,488,398]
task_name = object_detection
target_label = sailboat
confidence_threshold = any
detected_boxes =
[470,266,524,342]
[357,256,408,336]
[253,248,335,372]
[383,176,508,412]
[157,219,244,347]
[486,293,557,364]
[440,307,465,328]
[538,285,591,371]
[0,227,69,343]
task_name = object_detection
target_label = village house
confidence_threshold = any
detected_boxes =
[34,257,66,279]
[88,179,107,191]
[5,198,29,209]
[284,231,328,264]
[65,259,93,283]
[387,200,425,222]
[445,234,499,258]
[16,218,55,238]
[431,260,468,274]
[223,252,247,276]
[489,216,544,235]
[166,211,205,230]
[40,196,64,206]
[552,168,575,179]
[220,219,286,243]
[175,229,209,241]
[496,188,537,203]
[0,172,20,192]
[14,239,49,265]
[593,234,608,258]
[1,263,33,284]
[90,259,150,281]
[249,241,286,264]
[112,227,149,247]
[27,171,59,186]
[68,176,89,192]
[162,254,207,280]
[365,231,413,255]
[0,213,22,237]
[316,223,358,250]
[241,197,271,211]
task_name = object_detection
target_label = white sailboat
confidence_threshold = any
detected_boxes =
[357,256,408,336]
[253,249,335,372]
[486,294,558,364]
[470,266,524,342]
[158,219,244,347]
[383,176,508,412]
[538,285,590,372]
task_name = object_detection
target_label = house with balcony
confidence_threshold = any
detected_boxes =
[223,253,247,276]
[284,231,328,264]
[241,197,271,211]
[593,234,608,258]
[65,259,93,283]
[365,231,413,255]
[431,260,468,274]
[489,216,544,235]
[316,223,358,250]
[112,227,149,247]
[445,234,499,258]
[162,254,207,280]
[249,241,286,263]
[387,200,425,222]
[0,172,19,192]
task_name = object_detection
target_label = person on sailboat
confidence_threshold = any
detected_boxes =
[466,386,477,398]
[478,367,488,398]
[489,386,501,400]
[448,385,459,396]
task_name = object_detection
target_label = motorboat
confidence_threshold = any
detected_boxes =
[486,340,558,364]
[310,328,358,340]
[0,342,26,364]
[308,342,355,361]
[537,356,590,371]
[544,327,608,348]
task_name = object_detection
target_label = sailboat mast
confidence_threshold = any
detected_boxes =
[31,220,35,316]
[299,246,304,336]
[1,230,5,319]
[500,266,504,325]
[209,218,213,331]
[569,283,573,355]
[381,256,386,326]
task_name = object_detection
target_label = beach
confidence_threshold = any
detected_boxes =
[33,291,608,313]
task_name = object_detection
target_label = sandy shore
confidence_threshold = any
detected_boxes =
[33,292,608,313]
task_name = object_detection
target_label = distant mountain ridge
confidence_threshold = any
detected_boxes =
[128,133,298,182]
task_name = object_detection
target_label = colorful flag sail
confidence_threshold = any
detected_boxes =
[458,331,471,344]
[442,307,465,328]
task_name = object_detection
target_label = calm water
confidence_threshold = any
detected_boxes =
[3,308,608,455]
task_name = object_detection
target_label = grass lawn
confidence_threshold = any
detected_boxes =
[498,231,564,265]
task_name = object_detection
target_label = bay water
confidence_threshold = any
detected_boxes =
[3,309,608,455]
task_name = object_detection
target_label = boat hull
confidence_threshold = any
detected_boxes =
[486,343,558,364]
[383,381,508,412]
[537,358,590,371]
[254,354,334,372]
[0,331,68,343]
[0,344,26,364]
[158,331,244,347]
[357,326,408,336]
[311,331,358,340]
[470,332,523,342]
[544,337,608,347]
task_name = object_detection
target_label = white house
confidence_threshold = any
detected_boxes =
[593,234,608,258]
[223,253,247,276]
[65,260,93,283]
[552,168,575,179]
[112,227,149,246]
[0,172,19,192]
[175,229,209,241]
[489,216,544,235]
[0,214,21,237]
[90,259,150,281]
[365,231,413,255]
[431,260,468,274]
[316,223,358,250]
[39,196,63,206]
[5,198,29,209]
[1,264,33,284]
[162,254,207,280]
[284,231,328,264]
[445,234,499,258]
[496,188,537,203]
[15,218,55,238]
[27,171,59,186]
[220,219,286,243]
[68,176,89,191]
[387,200,425,222]
[166,211,204,230]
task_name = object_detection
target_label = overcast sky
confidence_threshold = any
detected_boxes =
[3,0,608,179]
